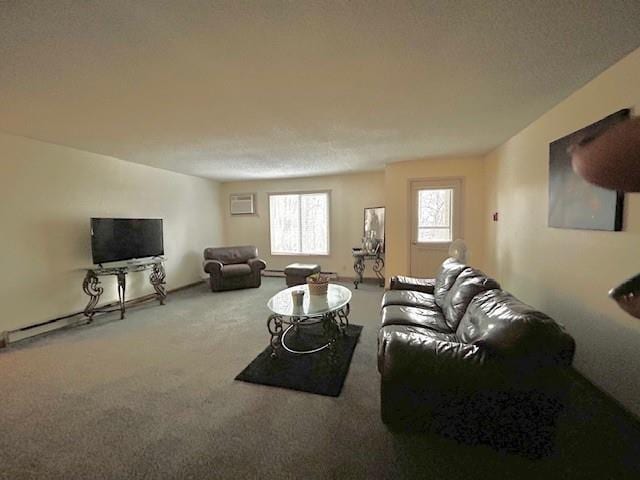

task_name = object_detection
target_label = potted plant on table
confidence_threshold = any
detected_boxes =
[306,272,330,296]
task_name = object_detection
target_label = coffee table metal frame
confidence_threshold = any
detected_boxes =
[267,303,350,358]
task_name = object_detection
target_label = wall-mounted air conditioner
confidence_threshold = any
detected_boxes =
[230,193,256,215]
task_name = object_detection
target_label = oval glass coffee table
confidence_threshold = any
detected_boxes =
[266,284,352,358]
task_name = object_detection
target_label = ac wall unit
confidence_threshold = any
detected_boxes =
[230,193,256,215]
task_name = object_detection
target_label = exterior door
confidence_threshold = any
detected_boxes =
[409,178,462,278]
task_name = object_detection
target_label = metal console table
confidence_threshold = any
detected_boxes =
[352,249,384,289]
[82,257,167,320]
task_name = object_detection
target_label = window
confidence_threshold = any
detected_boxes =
[269,192,329,255]
[416,188,453,242]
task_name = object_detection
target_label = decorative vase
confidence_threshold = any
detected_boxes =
[307,279,329,296]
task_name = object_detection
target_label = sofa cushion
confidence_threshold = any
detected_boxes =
[440,268,501,331]
[456,290,575,367]
[434,258,469,308]
[204,245,258,265]
[381,290,436,310]
[221,263,252,278]
[381,305,452,333]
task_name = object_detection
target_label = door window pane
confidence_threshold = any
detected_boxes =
[417,189,453,242]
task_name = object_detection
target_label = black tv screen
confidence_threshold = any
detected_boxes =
[91,218,164,264]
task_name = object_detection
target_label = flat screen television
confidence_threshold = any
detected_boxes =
[91,218,164,265]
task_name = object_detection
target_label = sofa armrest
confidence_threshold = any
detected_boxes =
[379,328,490,390]
[203,259,223,275]
[248,257,266,271]
[390,275,436,294]
[379,327,565,393]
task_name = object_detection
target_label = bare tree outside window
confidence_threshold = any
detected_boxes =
[417,189,453,242]
[270,192,329,255]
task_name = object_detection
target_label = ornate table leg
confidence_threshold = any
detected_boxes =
[82,270,103,322]
[116,272,127,319]
[353,257,365,289]
[336,303,350,333]
[322,312,341,344]
[267,314,284,358]
[150,262,167,305]
[322,312,340,365]
[373,255,385,287]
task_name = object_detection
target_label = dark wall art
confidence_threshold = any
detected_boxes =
[548,109,629,231]
[364,207,385,253]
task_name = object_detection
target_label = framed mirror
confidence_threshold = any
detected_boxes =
[363,207,385,254]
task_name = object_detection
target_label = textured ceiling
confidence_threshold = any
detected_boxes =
[1,1,640,181]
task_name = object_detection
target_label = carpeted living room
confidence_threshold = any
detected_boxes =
[2,2,640,479]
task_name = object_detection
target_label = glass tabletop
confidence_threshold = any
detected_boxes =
[85,257,166,273]
[267,284,352,317]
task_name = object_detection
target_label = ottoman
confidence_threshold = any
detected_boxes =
[284,263,321,287]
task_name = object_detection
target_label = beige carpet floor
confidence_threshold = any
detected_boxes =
[0,278,639,479]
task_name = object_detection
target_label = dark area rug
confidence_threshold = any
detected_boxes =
[235,324,363,396]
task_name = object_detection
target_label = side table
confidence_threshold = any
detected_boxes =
[352,249,384,289]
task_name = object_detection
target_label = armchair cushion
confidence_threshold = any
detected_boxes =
[221,264,252,278]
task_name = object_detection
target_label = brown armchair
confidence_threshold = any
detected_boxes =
[203,246,266,292]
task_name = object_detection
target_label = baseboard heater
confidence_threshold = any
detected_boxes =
[0,280,205,349]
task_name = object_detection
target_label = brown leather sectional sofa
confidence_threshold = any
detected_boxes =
[378,258,576,455]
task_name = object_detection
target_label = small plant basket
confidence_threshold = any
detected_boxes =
[306,273,329,296]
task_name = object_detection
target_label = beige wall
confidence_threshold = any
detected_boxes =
[484,47,640,416]
[384,156,486,282]
[220,172,385,278]
[0,132,224,334]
